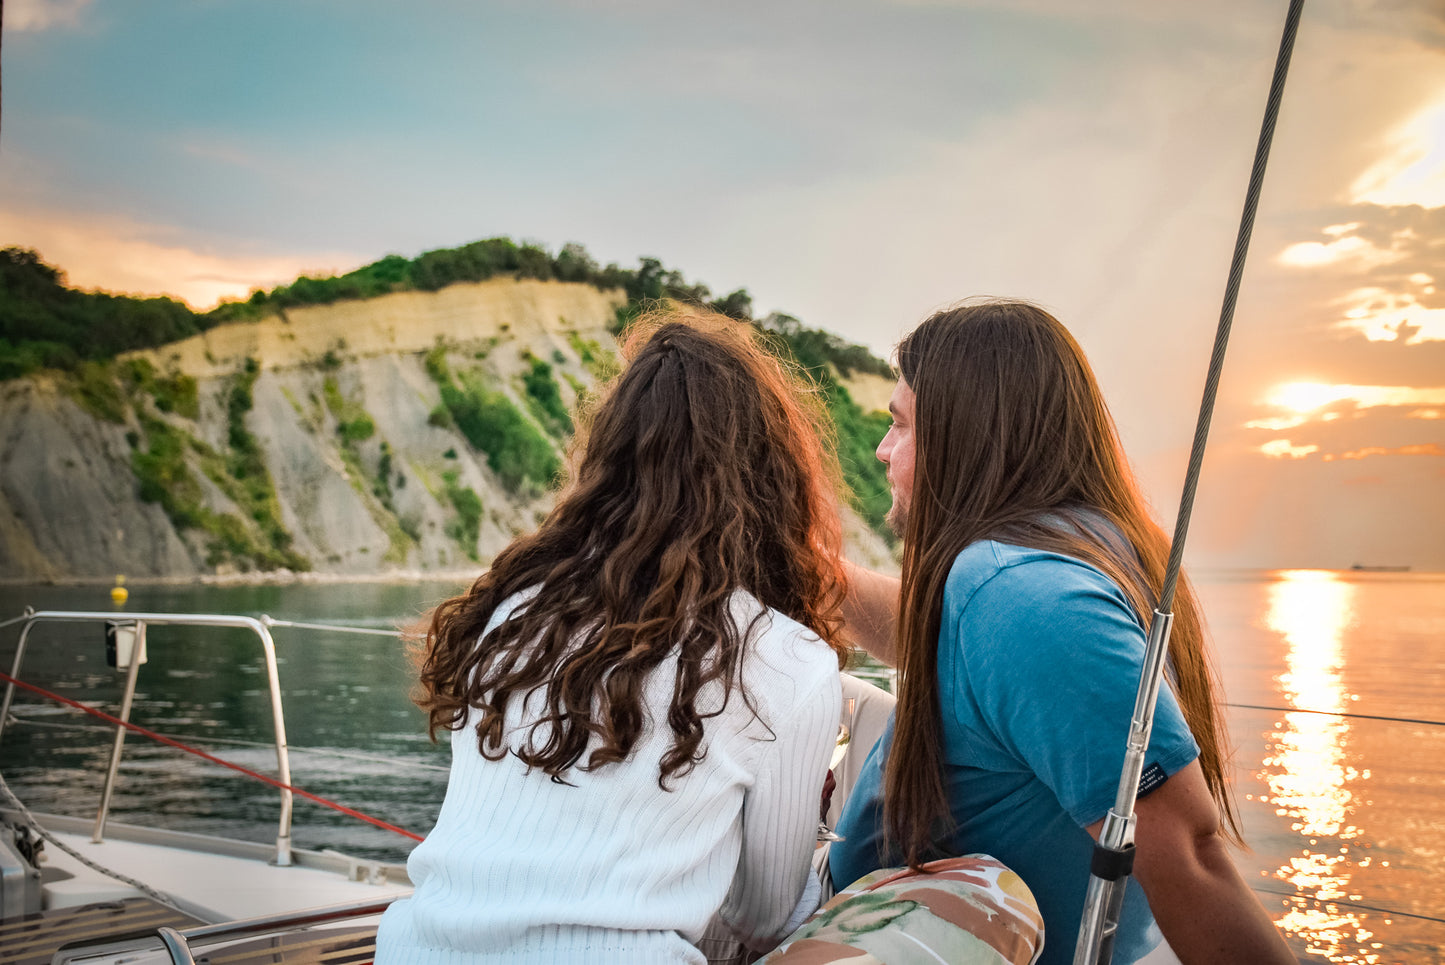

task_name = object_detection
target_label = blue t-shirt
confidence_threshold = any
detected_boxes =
[831,541,1200,965]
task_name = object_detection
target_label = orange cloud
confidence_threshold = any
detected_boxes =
[1277,234,1394,270]
[1323,443,1445,461]
[1264,382,1445,413]
[6,0,93,32]
[1260,439,1320,459]
[1351,96,1445,209]
[1,206,363,309]
[1335,289,1445,343]
[1245,415,1309,431]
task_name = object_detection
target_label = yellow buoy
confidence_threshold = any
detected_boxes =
[111,575,129,606]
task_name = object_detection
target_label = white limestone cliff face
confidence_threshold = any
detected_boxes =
[0,278,896,583]
[0,377,201,581]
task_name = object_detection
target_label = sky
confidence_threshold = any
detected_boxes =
[3,0,1443,571]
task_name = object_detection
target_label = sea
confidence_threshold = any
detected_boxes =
[0,570,1441,964]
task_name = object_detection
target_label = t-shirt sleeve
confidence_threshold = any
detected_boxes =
[951,558,1200,828]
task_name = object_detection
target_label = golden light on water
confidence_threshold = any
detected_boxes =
[1260,570,1377,963]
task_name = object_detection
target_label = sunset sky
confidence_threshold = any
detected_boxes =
[3,0,1442,570]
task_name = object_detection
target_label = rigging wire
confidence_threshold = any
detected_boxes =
[1077,2,1308,961]
[1157,0,1305,614]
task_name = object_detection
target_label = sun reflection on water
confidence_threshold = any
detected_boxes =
[1260,569,1376,962]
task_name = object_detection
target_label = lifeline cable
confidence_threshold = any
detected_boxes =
[3,712,454,769]
[1227,703,1445,728]
[1251,885,1445,926]
[0,669,424,841]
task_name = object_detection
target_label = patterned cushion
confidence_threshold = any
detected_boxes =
[757,855,1044,965]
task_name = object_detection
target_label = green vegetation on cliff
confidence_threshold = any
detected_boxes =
[209,360,311,571]
[426,347,561,495]
[825,385,893,537]
[442,470,484,561]
[121,357,309,572]
[520,355,572,437]
[322,378,412,564]
[123,357,200,419]
[1,248,209,378]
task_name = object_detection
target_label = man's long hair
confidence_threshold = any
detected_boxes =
[885,300,1240,866]
[414,308,848,787]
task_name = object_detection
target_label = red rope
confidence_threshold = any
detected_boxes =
[0,670,424,842]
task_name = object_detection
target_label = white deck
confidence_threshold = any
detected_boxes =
[28,811,413,924]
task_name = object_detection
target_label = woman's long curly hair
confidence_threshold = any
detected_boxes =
[414,308,849,788]
[885,300,1241,867]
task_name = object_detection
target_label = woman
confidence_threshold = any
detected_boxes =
[376,309,849,965]
[830,301,1293,964]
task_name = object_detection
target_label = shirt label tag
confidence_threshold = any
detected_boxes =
[1137,761,1168,797]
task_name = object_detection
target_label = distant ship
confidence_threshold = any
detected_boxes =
[1349,564,1411,572]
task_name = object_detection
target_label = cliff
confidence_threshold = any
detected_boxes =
[0,277,896,583]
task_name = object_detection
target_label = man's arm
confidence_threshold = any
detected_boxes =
[1088,761,1294,964]
[841,560,900,666]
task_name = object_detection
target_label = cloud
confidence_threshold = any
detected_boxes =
[1270,205,1445,342]
[1277,234,1397,270]
[0,205,363,308]
[6,0,93,31]
[179,138,275,174]
[1336,291,1445,343]
[1351,96,1445,208]
[1239,398,1445,466]
[1324,442,1445,461]
[1261,439,1321,459]
[1262,382,1445,411]
[1245,416,1310,431]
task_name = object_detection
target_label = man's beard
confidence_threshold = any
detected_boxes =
[885,501,908,535]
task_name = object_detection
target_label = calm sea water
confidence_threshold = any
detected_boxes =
[0,571,1441,964]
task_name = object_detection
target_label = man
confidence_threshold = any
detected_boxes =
[831,301,1293,964]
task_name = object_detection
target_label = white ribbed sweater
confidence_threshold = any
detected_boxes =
[375,590,841,965]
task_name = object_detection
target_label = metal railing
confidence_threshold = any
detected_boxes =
[53,895,398,965]
[0,609,296,866]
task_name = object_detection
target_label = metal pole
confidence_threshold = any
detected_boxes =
[155,927,198,965]
[256,621,294,867]
[1073,0,1305,961]
[0,616,36,746]
[94,621,146,843]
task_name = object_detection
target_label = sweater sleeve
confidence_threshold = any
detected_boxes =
[717,656,841,952]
